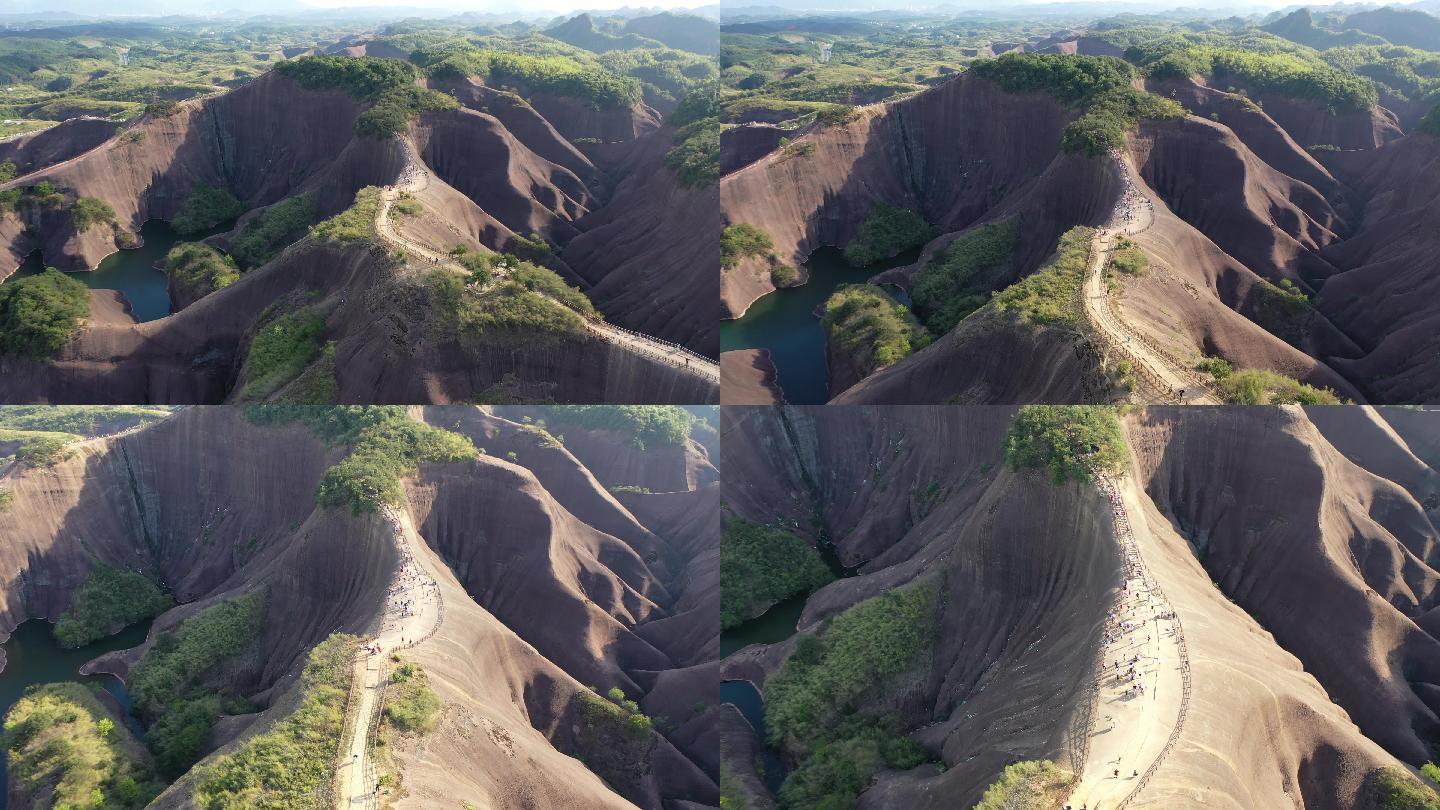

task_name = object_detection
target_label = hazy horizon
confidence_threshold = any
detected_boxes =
[0,0,717,20]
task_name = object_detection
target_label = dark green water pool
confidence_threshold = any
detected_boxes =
[10,219,231,323]
[0,620,151,805]
[720,246,919,404]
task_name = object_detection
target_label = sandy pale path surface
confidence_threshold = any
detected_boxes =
[1067,473,1188,810]
[338,506,442,809]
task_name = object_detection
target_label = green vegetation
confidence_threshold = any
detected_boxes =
[243,313,327,400]
[384,660,441,734]
[822,284,931,371]
[1217,369,1341,404]
[416,47,642,108]
[3,682,162,809]
[311,186,381,242]
[393,195,423,217]
[232,194,320,268]
[571,686,656,797]
[911,219,1019,335]
[6,431,76,468]
[1197,356,1234,381]
[0,161,15,183]
[721,223,773,270]
[842,202,936,267]
[765,582,939,808]
[541,406,695,449]
[0,406,168,436]
[430,260,598,349]
[667,117,719,187]
[969,53,1184,155]
[608,485,653,495]
[194,633,359,809]
[771,265,801,287]
[450,245,496,284]
[0,488,11,512]
[1249,277,1313,347]
[1108,237,1149,276]
[248,408,481,514]
[130,595,264,779]
[720,515,832,629]
[992,226,1094,329]
[54,563,173,649]
[71,197,117,232]
[1005,405,1129,484]
[172,185,246,235]
[1365,767,1440,810]
[975,760,1075,810]
[273,56,458,138]
[0,268,90,358]
[1132,44,1378,112]
[166,242,241,298]
[1421,105,1440,137]
[720,764,747,810]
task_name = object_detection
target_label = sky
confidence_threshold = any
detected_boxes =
[2,0,713,16]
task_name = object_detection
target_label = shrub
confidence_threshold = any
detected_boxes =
[71,197,116,232]
[311,186,380,242]
[54,563,173,649]
[541,406,694,449]
[1249,277,1312,346]
[509,232,553,263]
[193,633,360,809]
[721,224,773,269]
[243,313,327,400]
[1005,405,1128,484]
[766,582,938,755]
[15,435,74,467]
[842,202,937,267]
[1218,369,1341,404]
[0,488,11,512]
[720,515,832,629]
[1109,237,1148,275]
[393,195,422,217]
[822,284,931,371]
[975,760,1075,810]
[231,194,320,268]
[165,242,241,297]
[452,246,494,284]
[0,269,91,358]
[1365,767,1440,810]
[3,683,162,809]
[1196,356,1233,380]
[145,99,179,117]
[992,226,1094,328]
[310,413,476,514]
[355,84,459,139]
[171,185,246,235]
[771,265,801,287]
[0,161,15,182]
[911,219,1018,335]
[416,48,642,108]
[1421,105,1440,137]
[384,660,441,733]
[666,117,719,187]
[969,53,1184,155]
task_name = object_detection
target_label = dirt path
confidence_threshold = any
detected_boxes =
[1066,472,1191,810]
[373,149,719,384]
[337,506,443,810]
[1082,154,1221,405]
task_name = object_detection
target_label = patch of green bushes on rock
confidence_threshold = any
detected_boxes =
[429,260,596,348]
[130,594,264,779]
[911,219,1018,336]
[969,53,1184,155]
[415,47,642,109]
[0,268,91,358]
[172,185,245,235]
[1108,237,1149,275]
[1364,766,1440,810]
[1248,277,1312,347]
[720,515,832,629]
[273,55,458,139]
[1005,405,1128,484]
[542,405,694,449]
[3,682,163,809]
[666,116,719,188]
[822,283,931,372]
[193,633,359,809]
[243,312,327,400]
[842,202,936,267]
[1421,104,1440,136]
[311,186,381,242]
[12,433,75,467]
[1217,369,1341,404]
[765,582,939,809]
[992,225,1094,329]
[721,223,773,270]
[570,686,657,799]
[384,660,441,734]
[54,562,173,649]
[1132,44,1378,112]
[165,242,241,297]
[975,760,1075,810]
[71,196,116,232]
[231,194,319,268]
